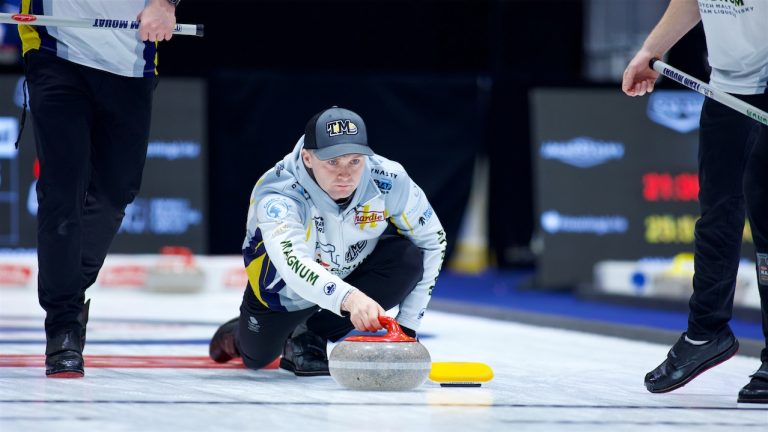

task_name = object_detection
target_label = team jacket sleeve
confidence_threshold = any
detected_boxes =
[249,193,356,316]
[388,176,447,331]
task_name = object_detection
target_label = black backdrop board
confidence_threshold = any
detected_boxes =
[129,0,585,262]
[111,79,207,253]
[208,71,482,256]
[0,77,32,249]
[0,77,207,254]
[531,88,754,289]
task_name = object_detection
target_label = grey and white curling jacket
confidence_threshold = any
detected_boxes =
[242,138,446,331]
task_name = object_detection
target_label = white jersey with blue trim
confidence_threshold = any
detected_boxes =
[698,0,768,94]
[242,138,447,331]
[21,0,155,77]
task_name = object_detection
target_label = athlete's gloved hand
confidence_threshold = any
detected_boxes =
[341,289,385,332]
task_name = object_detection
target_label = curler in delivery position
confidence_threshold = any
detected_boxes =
[209,107,447,377]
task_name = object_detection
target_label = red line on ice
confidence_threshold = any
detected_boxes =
[0,354,279,369]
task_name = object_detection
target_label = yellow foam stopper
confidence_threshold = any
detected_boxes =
[429,362,494,386]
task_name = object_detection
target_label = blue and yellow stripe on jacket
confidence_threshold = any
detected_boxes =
[19,0,55,55]
[243,228,287,311]
[18,0,159,77]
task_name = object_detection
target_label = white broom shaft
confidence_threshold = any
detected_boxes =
[0,12,203,37]
[650,58,768,127]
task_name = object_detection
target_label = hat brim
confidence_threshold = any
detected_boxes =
[312,143,374,160]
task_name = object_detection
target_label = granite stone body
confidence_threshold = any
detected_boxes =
[329,340,431,391]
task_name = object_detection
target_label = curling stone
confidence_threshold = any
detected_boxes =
[329,316,431,391]
[145,246,205,293]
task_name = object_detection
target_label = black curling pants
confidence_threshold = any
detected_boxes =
[687,92,768,362]
[235,235,424,370]
[26,50,155,339]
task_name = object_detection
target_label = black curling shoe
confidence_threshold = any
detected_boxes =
[279,331,330,376]
[645,330,738,393]
[209,317,240,363]
[45,300,90,378]
[738,361,768,404]
[45,329,84,378]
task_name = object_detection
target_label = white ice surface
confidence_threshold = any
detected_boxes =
[1,290,765,432]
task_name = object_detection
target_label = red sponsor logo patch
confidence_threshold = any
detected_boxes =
[11,14,37,23]
[0,264,32,285]
[354,210,385,225]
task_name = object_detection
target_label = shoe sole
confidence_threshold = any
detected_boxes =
[737,396,768,404]
[647,339,739,393]
[47,371,84,378]
[279,358,330,377]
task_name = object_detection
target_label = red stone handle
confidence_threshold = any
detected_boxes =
[343,315,417,342]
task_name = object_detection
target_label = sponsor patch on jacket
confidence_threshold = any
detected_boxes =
[323,282,336,295]
[263,197,290,220]
[345,241,368,263]
[373,178,392,194]
[316,241,340,267]
[271,222,290,238]
[354,207,385,227]
[313,216,325,233]
[371,168,398,179]
[281,240,319,285]
[418,206,433,226]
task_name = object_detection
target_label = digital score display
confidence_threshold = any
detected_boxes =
[642,172,698,202]
[531,89,754,288]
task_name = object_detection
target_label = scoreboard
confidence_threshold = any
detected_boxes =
[531,88,754,288]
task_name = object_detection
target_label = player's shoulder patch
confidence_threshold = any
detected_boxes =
[262,196,292,220]
[256,194,302,223]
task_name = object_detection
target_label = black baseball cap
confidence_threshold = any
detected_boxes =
[303,107,373,160]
